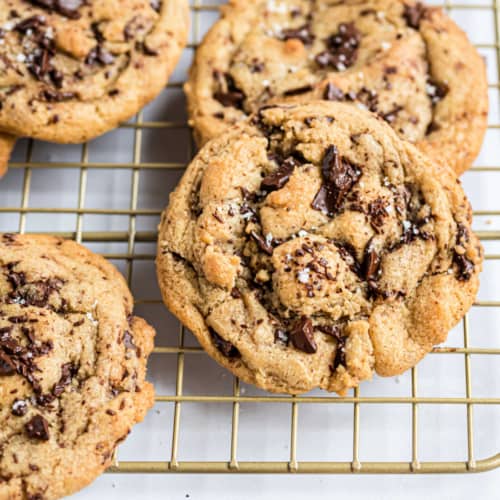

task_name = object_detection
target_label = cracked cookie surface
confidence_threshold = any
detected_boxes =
[157,101,482,395]
[185,0,488,175]
[0,233,155,500]
[0,0,189,145]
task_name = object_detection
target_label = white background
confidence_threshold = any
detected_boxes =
[1,0,499,498]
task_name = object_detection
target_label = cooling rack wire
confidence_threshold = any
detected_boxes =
[0,0,499,476]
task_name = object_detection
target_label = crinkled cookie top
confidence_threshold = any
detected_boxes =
[0,234,155,500]
[158,101,482,395]
[0,0,188,142]
[185,0,488,174]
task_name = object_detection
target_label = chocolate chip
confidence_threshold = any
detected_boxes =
[323,82,344,101]
[213,72,245,109]
[290,316,317,354]
[381,105,404,124]
[14,15,46,33]
[426,121,440,134]
[315,22,361,71]
[52,362,75,397]
[427,78,449,105]
[0,351,16,375]
[312,145,362,216]
[317,325,346,369]
[86,46,115,66]
[283,85,313,97]
[12,399,28,417]
[230,287,242,299]
[40,89,77,102]
[250,231,274,256]
[280,24,314,45]
[403,2,427,29]
[368,197,389,233]
[30,0,83,19]
[261,157,297,192]
[353,87,378,113]
[363,238,381,281]
[209,328,241,358]
[25,415,50,441]
[335,241,361,276]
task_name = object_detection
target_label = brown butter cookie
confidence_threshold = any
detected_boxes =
[185,0,488,175]
[157,101,483,395]
[0,233,155,500]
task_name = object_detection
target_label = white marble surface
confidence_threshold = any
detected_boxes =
[0,1,499,498]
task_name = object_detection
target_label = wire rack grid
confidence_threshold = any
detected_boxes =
[0,0,499,476]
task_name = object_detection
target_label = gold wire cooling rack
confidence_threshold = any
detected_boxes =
[0,0,499,476]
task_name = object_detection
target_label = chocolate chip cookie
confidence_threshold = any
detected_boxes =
[157,101,482,395]
[0,0,189,171]
[0,233,155,499]
[185,0,488,175]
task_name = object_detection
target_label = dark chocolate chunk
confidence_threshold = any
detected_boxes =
[403,2,427,29]
[381,105,403,124]
[85,45,115,66]
[12,399,28,417]
[209,328,241,358]
[40,89,77,102]
[354,87,378,112]
[427,78,449,105]
[123,331,137,351]
[283,85,313,96]
[317,325,346,369]
[280,24,314,45]
[150,0,161,12]
[315,22,361,71]
[213,72,245,109]
[335,241,361,276]
[363,238,381,281]
[453,223,474,281]
[250,231,274,255]
[368,197,388,233]
[230,287,242,299]
[0,351,16,375]
[30,0,83,19]
[323,82,344,101]
[260,157,297,192]
[25,415,50,441]
[290,316,317,354]
[14,15,46,33]
[312,145,362,216]
[52,362,75,397]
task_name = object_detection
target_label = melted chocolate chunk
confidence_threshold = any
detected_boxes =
[52,362,76,397]
[290,316,317,354]
[335,241,361,276]
[250,231,274,256]
[261,157,297,192]
[8,275,64,308]
[280,24,314,45]
[317,325,346,369]
[30,0,83,19]
[363,238,381,281]
[312,145,362,216]
[283,85,313,96]
[213,72,245,109]
[368,197,388,233]
[86,45,115,66]
[25,415,50,441]
[427,78,449,105]
[15,15,46,33]
[315,22,361,71]
[12,399,28,417]
[0,351,16,375]
[323,82,344,101]
[209,328,241,358]
[403,2,427,30]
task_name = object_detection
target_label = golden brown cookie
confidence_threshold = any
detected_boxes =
[0,233,155,499]
[157,101,482,395]
[0,133,16,178]
[185,0,488,175]
[0,0,189,145]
